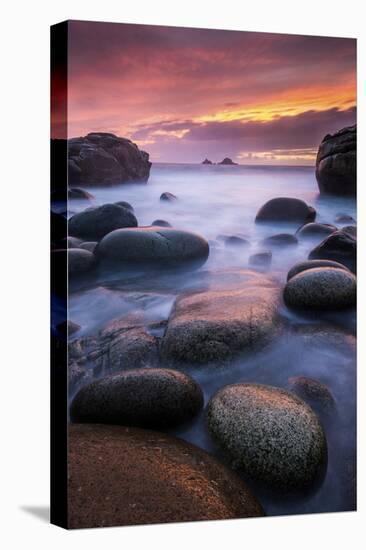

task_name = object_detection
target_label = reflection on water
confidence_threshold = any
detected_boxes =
[67,163,356,516]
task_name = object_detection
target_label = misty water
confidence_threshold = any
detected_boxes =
[67,163,356,516]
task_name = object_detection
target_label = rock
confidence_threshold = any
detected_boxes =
[151,219,172,227]
[288,376,335,414]
[308,230,356,273]
[56,320,80,336]
[218,158,238,165]
[68,132,151,185]
[335,213,356,224]
[206,383,327,490]
[255,197,316,224]
[95,226,209,270]
[68,187,94,200]
[202,158,213,164]
[70,368,203,428]
[217,235,250,247]
[284,267,356,310]
[68,249,95,276]
[114,200,134,212]
[342,225,357,239]
[79,241,97,253]
[160,270,280,365]
[160,192,177,202]
[69,362,90,391]
[287,259,350,281]
[68,203,138,240]
[68,424,264,528]
[59,236,82,249]
[69,314,160,375]
[262,233,298,247]
[296,223,337,239]
[249,251,272,268]
[316,125,356,196]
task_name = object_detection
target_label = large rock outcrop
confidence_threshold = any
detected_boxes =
[315,125,356,196]
[68,132,151,185]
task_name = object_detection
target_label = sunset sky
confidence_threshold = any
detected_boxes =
[63,20,356,165]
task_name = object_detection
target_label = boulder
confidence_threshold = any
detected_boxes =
[288,376,335,414]
[70,316,160,375]
[68,424,264,528]
[262,233,298,247]
[70,368,203,428]
[316,125,356,196]
[342,225,357,239]
[283,267,356,310]
[68,132,151,185]
[206,383,327,490]
[287,259,350,281]
[202,158,213,165]
[68,203,138,240]
[249,251,272,269]
[60,236,82,249]
[160,270,280,365]
[335,213,356,224]
[217,235,250,247]
[160,192,177,202]
[309,230,356,273]
[114,200,134,212]
[296,223,337,239]
[79,241,97,253]
[151,219,172,227]
[95,226,209,270]
[68,249,95,276]
[68,187,94,200]
[255,197,316,224]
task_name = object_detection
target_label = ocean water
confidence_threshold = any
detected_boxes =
[67,163,357,517]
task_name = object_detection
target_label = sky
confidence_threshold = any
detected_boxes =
[62,20,356,165]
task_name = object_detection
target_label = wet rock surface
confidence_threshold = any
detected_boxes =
[262,233,298,247]
[207,383,327,490]
[70,368,204,428]
[296,222,337,239]
[160,192,178,202]
[288,376,335,415]
[316,125,356,196]
[68,424,264,528]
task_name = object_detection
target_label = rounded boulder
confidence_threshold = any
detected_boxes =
[255,197,316,224]
[68,203,138,240]
[284,267,356,309]
[70,368,204,429]
[207,383,327,490]
[68,424,264,528]
[95,226,209,270]
[287,259,350,281]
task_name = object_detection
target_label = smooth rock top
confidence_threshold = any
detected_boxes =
[68,203,138,240]
[70,368,203,429]
[262,233,298,246]
[67,248,95,276]
[284,267,356,310]
[68,132,151,185]
[288,376,335,414]
[160,270,280,365]
[316,125,356,196]
[68,187,94,200]
[207,383,327,490]
[68,424,264,528]
[296,222,337,239]
[255,197,316,224]
[95,226,209,270]
[160,192,177,202]
[287,259,350,281]
[308,230,356,273]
